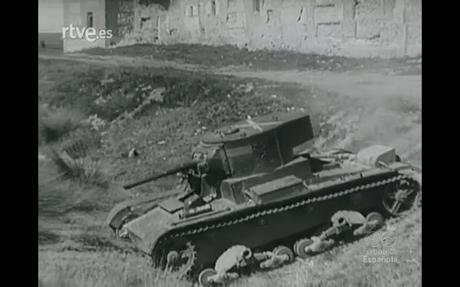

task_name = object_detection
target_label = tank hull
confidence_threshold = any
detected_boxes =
[151,169,401,273]
[106,112,421,281]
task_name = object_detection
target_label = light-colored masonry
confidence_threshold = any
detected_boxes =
[63,0,421,58]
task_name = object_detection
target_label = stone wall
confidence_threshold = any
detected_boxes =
[63,0,421,58]
[118,0,136,37]
[115,0,168,45]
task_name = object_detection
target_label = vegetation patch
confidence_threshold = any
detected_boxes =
[39,107,84,144]
[83,43,422,74]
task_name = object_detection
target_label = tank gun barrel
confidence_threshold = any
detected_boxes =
[123,160,196,190]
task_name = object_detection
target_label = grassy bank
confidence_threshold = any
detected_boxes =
[38,51,421,286]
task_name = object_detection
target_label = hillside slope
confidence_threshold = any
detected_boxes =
[38,47,421,287]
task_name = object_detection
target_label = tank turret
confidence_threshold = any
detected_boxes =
[108,112,315,236]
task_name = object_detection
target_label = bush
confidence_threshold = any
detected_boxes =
[61,127,102,159]
[49,149,109,188]
[39,108,83,144]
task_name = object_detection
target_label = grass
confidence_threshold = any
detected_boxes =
[39,107,84,144]
[38,210,421,287]
[233,210,421,287]
[38,250,191,287]
[48,149,109,188]
[82,43,422,74]
[38,57,300,184]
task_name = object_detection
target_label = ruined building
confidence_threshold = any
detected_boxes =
[63,0,421,58]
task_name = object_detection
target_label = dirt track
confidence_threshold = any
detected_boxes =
[40,53,421,98]
[39,52,421,103]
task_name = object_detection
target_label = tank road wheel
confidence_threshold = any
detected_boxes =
[154,240,197,278]
[198,268,220,287]
[366,212,384,228]
[382,179,420,216]
[273,245,295,264]
[353,211,385,237]
[293,238,313,259]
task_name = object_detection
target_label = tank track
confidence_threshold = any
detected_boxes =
[93,173,419,279]
[305,204,421,266]
[155,173,420,275]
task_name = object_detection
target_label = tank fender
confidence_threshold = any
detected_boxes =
[123,207,176,253]
[356,145,396,167]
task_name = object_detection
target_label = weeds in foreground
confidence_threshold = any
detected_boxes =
[60,127,102,159]
[39,250,190,287]
[49,148,109,188]
[39,108,84,144]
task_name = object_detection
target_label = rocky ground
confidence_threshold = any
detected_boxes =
[38,44,421,287]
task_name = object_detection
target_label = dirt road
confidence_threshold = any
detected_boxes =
[39,52,421,101]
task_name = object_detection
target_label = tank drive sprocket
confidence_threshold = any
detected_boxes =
[382,177,420,216]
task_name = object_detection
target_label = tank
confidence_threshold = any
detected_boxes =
[107,112,421,282]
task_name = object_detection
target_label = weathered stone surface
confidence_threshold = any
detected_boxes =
[63,0,421,58]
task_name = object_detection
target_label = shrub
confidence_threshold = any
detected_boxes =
[61,127,102,159]
[49,149,109,188]
[39,108,84,144]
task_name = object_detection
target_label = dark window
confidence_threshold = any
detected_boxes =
[86,12,93,28]
[254,0,261,12]
[186,5,197,17]
[266,9,273,23]
[140,17,150,29]
[316,3,335,8]
[211,0,217,15]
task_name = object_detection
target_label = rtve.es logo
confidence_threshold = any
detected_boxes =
[62,24,113,43]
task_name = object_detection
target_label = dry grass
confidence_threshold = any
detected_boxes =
[39,108,84,144]
[234,210,421,287]
[82,43,422,74]
[38,210,421,287]
[48,149,109,188]
[38,250,190,287]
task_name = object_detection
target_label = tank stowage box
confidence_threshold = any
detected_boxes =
[247,175,305,204]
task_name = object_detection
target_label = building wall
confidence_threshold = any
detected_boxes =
[63,0,107,52]
[39,0,64,33]
[63,0,421,58]
[141,0,421,58]
[39,0,64,49]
